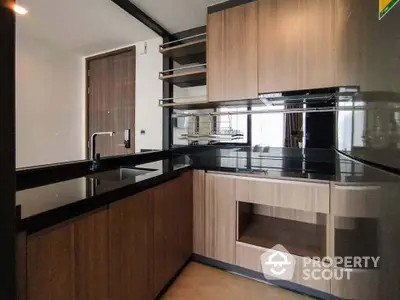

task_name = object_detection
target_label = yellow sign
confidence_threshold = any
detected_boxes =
[380,0,399,19]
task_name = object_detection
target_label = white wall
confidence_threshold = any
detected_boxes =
[16,30,86,168]
[16,31,163,167]
[133,37,163,152]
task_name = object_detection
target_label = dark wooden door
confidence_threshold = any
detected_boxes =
[87,47,135,158]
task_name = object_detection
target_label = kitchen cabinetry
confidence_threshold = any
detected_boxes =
[202,172,331,293]
[258,0,338,93]
[204,173,236,263]
[109,190,155,300]
[27,209,109,300]
[193,170,206,256]
[154,172,193,296]
[24,172,193,300]
[207,2,258,102]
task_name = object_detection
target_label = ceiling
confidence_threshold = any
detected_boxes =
[129,0,221,34]
[16,0,158,56]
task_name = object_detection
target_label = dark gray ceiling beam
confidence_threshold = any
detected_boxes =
[111,0,173,38]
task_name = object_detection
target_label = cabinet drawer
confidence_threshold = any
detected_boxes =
[235,242,330,293]
[331,268,379,300]
[235,177,329,213]
[332,185,381,218]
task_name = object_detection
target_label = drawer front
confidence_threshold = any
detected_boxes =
[332,185,381,218]
[331,268,379,300]
[235,177,329,213]
[235,242,330,293]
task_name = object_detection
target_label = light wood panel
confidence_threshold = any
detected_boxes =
[254,205,326,225]
[74,210,109,300]
[235,242,331,294]
[235,176,330,213]
[258,0,339,93]
[331,184,382,218]
[235,241,265,273]
[109,190,154,300]
[205,173,236,264]
[238,214,326,258]
[193,170,206,255]
[27,222,75,300]
[224,1,258,100]
[258,0,301,93]
[163,262,311,300]
[207,2,258,102]
[331,268,379,300]
[207,10,225,102]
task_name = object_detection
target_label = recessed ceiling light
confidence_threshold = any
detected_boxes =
[13,4,28,15]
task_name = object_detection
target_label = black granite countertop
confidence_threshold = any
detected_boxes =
[177,146,400,183]
[17,146,400,233]
[16,156,191,233]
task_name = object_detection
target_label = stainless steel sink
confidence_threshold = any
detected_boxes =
[87,167,155,182]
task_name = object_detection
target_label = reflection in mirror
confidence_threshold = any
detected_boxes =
[16,0,163,168]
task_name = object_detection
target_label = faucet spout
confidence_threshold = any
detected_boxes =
[89,131,115,171]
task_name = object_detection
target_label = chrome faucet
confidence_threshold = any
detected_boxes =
[89,131,115,171]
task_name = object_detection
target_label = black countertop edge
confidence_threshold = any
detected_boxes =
[17,150,170,191]
[337,150,400,177]
[18,166,191,235]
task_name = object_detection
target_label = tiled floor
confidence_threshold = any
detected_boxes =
[162,262,312,300]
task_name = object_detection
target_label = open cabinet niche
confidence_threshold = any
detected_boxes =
[237,202,327,259]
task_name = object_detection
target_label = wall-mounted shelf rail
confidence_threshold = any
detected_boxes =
[159,64,207,88]
[160,87,361,109]
[160,33,206,65]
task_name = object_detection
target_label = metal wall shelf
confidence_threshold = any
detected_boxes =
[160,87,359,110]
[159,64,207,88]
[160,33,206,65]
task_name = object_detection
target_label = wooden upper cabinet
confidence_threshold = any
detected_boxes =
[207,10,225,102]
[258,0,338,93]
[207,2,258,102]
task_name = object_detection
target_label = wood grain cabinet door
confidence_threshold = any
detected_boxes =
[207,10,225,102]
[204,173,236,264]
[258,0,338,93]
[207,2,258,102]
[153,173,193,297]
[224,1,258,101]
[27,209,109,300]
[27,222,75,300]
[108,190,155,300]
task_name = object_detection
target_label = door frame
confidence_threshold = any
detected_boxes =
[85,45,136,158]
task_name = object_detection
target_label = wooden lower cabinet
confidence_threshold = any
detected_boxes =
[25,172,193,300]
[109,189,155,300]
[204,173,236,264]
[27,209,109,300]
[193,170,205,256]
[153,172,193,296]
[235,242,331,294]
